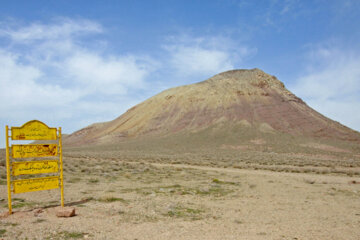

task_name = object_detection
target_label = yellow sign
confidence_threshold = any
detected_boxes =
[12,160,59,176]
[5,121,64,214]
[11,120,57,140]
[12,144,58,158]
[13,176,59,194]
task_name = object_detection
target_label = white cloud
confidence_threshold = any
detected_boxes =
[1,51,69,98]
[0,18,102,42]
[164,35,254,78]
[308,100,360,132]
[0,18,157,148]
[65,52,154,95]
[291,45,360,131]
[0,50,83,116]
[168,46,233,76]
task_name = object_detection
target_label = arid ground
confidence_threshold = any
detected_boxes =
[1,140,360,240]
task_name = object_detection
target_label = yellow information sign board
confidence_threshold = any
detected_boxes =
[5,120,65,214]
[12,176,59,194]
[12,144,58,158]
[12,160,59,176]
[11,120,57,140]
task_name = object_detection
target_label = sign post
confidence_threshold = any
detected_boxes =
[5,125,12,214]
[5,120,64,214]
[59,127,64,207]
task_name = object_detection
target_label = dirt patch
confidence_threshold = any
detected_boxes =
[258,123,275,133]
[250,139,266,145]
[220,144,250,150]
[301,143,351,153]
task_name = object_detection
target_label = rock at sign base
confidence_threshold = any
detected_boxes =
[33,208,44,217]
[56,207,76,218]
[0,211,10,218]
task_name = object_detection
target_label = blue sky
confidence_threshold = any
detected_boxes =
[0,0,360,147]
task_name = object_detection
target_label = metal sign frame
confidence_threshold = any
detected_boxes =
[5,120,64,214]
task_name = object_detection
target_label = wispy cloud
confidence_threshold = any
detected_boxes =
[280,0,299,15]
[0,18,102,42]
[245,0,303,29]
[163,35,255,78]
[290,44,360,131]
[65,52,155,95]
[0,18,157,142]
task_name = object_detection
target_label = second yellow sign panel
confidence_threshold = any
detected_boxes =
[12,144,58,158]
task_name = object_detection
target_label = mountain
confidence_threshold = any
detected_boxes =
[64,68,360,147]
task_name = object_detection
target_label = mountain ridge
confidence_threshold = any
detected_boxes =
[64,68,360,146]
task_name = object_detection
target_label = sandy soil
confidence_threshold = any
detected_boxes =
[1,155,360,240]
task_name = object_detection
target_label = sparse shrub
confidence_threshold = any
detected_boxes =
[164,206,204,220]
[98,196,128,203]
[32,219,46,224]
[88,178,99,183]
[68,177,81,183]
[249,184,257,189]
[212,178,220,183]
[56,231,85,239]
[304,179,316,184]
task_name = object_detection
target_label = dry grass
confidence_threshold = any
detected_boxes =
[62,133,360,177]
[0,137,359,239]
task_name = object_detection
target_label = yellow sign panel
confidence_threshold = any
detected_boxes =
[12,144,57,158]
[12,160,59,176]
[11,120,57,140]
[13,176,59,194]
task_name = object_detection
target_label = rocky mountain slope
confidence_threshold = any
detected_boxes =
[64,68,360,146]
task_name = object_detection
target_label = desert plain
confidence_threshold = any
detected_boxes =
[1,138,360,240]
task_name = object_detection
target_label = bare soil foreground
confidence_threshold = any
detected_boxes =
[1,146,360,240]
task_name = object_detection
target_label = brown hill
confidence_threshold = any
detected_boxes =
[64,68,360,147]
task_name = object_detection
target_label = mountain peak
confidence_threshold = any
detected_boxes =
[203,68,285,90]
